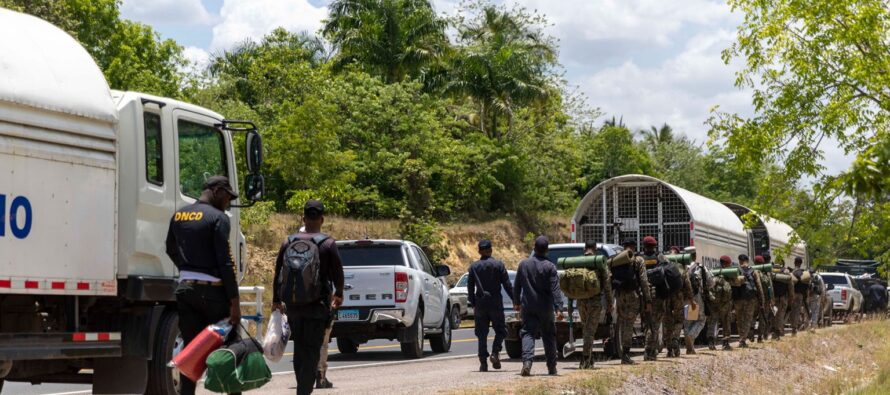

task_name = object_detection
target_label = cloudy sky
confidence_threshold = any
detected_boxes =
[119,0,852,176]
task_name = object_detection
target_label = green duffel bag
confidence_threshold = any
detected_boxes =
[204,334,271,393]
[559,268,600,299]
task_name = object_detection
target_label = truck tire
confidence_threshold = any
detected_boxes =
[400,310,424,359]
[429,310,452,353]
[505,339,522,359]
[336,338,359,354]
[147,310,181,395]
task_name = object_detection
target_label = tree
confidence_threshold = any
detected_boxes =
[638,123,674,149]
[323,0,449,84]
[1,0,187,97]
[448,3,558,140]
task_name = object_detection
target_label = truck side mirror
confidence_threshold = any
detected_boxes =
[245,131,263,174]
[436,265,451,278]
[244,173,264,201]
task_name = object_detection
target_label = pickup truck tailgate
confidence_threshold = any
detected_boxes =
[342,266,396,307]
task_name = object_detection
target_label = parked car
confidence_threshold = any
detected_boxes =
[821,272,863,321]
[331,239,455,358]
[504,243,623,360]
[449,273,471,321]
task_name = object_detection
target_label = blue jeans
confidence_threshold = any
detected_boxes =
[474,307,506,358]
[520,309,557,367]
[684,318,707,340]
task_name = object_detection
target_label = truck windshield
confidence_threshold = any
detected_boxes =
[339,245,406,267]
[178,119,228,199]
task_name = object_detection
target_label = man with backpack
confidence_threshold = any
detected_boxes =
[165,176,241,395]
[733,255,764,348]
[771,255,794,340]
[707,256,735,350]
[807,273,825,332]
[272,200,344,395]
[467,239,513,372]
[752,255,773,343]
[642,236,694,360]
[683,248,709,355]
[611,239,651,365]
[790,257,809,336]
[573,240,613,369]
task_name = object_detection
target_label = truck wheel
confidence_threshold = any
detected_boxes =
[336,338,359,354]
[505,339,522,359]
[450,306,462,329]
[147,310,182,395]
[400,310,424,359]
[429,311,452,353]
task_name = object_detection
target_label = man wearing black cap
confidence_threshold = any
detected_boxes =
[513,236,563,376]
[611,239,650,364]
[272,200,344,395]
[707,255,734,350]
[789,257,809,337]
[165,176,241,395]
[770,253,793,340]
[467,239,513,372]
[733,254,764,348]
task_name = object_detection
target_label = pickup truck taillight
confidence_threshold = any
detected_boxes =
[395,272,408,303]
[841,289,847,300]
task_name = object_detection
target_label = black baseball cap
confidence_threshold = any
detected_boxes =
[584,240,597,250]
[621,238,637,247]
[478,239,492,249]
[738,254,749,262]
[303,199,325,219]
[203,176,238,200]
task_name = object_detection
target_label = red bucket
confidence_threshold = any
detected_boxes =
[170,326,224,382]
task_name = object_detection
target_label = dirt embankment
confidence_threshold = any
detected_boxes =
[468,319,890,395]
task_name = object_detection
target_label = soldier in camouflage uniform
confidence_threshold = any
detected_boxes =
[611,239,651,365]
[789,257,809,336]
[577,240,614,369]
[733,255,765,348]
[753,255,773,342]
[771,256,794,340]
[707,255,734,350]
[641,236,694,361]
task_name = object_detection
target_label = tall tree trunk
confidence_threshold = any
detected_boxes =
[492,110,499,141]
[479,102,486,136]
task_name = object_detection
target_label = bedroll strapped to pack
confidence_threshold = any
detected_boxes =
[711,267,741,279]
[773,273,793,284]
[557,255,607,271]
[665,253,693,266]
[559,268,601,299]
[607,250,634,267]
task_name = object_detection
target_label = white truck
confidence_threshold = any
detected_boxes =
[0,9,264,394]
[821,272,863,320]
[331,240,455,359]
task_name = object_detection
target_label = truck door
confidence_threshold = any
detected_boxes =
[172,109,243,279]
[412,246,443,326]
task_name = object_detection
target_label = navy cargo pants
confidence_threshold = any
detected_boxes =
[474,307,507,358]
[519,309,558,368]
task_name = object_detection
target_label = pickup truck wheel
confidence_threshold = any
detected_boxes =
[147,310,181,395]
[336,338,359,354]
[450,306,462,329]
[400,310,424,359]
[429,311,452,353]
[505,339,522,359]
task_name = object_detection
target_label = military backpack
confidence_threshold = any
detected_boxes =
[559,268,601,300]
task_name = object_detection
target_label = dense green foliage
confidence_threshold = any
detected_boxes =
[5,0,885,266]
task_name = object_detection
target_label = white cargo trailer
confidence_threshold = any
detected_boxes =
[0,9,265,394]
[570,175,806,269]
[722,203,808,268]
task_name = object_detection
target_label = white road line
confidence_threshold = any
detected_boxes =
[42,391,92,395]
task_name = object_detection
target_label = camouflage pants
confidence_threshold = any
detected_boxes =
[646,295,684,352]
[577,297,604,356]
[616,290,640,349]
[754,298,772,340]
[772,295,789,337]
[706,302,732,340]
[735,298,757,342]
[790,293,805,334]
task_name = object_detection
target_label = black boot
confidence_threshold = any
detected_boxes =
[548,365,558,375]
[490,352,501,370]
[722,339,732,351]
[315,371,333,389]
[621,351,636,365]
[739,340,748,348]
[479,357,488,372]
[521,361,532,376]
[644,348,657,361]
[579,354,593,370]
[708,337,717,351]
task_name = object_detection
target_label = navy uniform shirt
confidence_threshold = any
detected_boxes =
[467,256,513,310]
[513,254,563,313]
[165,201,239,299]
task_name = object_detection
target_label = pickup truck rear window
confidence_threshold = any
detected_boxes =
[822,275,848,286]
[339,245,406,267]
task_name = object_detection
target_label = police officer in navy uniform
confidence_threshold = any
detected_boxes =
[467,239,513,372]
[514,236,564,377]
[165,176,241,395]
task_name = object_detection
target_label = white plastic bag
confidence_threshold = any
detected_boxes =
[263,311,289,362]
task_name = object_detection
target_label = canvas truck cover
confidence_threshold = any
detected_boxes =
[0,8,118,295]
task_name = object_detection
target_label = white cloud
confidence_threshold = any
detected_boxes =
[121,0,213,26]
[181,46,212,74]
[210,0,327,51]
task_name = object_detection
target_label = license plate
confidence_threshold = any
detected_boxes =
[338,309,360,321]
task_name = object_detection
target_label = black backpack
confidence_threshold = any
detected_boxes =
[611,263,639,291]
[734,267,757,300]
[647,259,683,298]
[689,264,702,296]
[811,276,823,295]
[277,234,329,306]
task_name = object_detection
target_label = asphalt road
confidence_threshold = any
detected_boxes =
[2,328,487,395]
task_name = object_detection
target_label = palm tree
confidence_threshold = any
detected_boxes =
[638,123,674,148]
[323,0,449,84]
[447,5,557,140]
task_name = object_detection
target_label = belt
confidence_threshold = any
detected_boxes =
[182,279,223,286]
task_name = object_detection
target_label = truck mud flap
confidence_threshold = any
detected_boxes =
[0,332,121,360]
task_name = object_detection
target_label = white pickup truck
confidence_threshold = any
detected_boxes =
[331,240,455,358]
[821,272,863,319]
